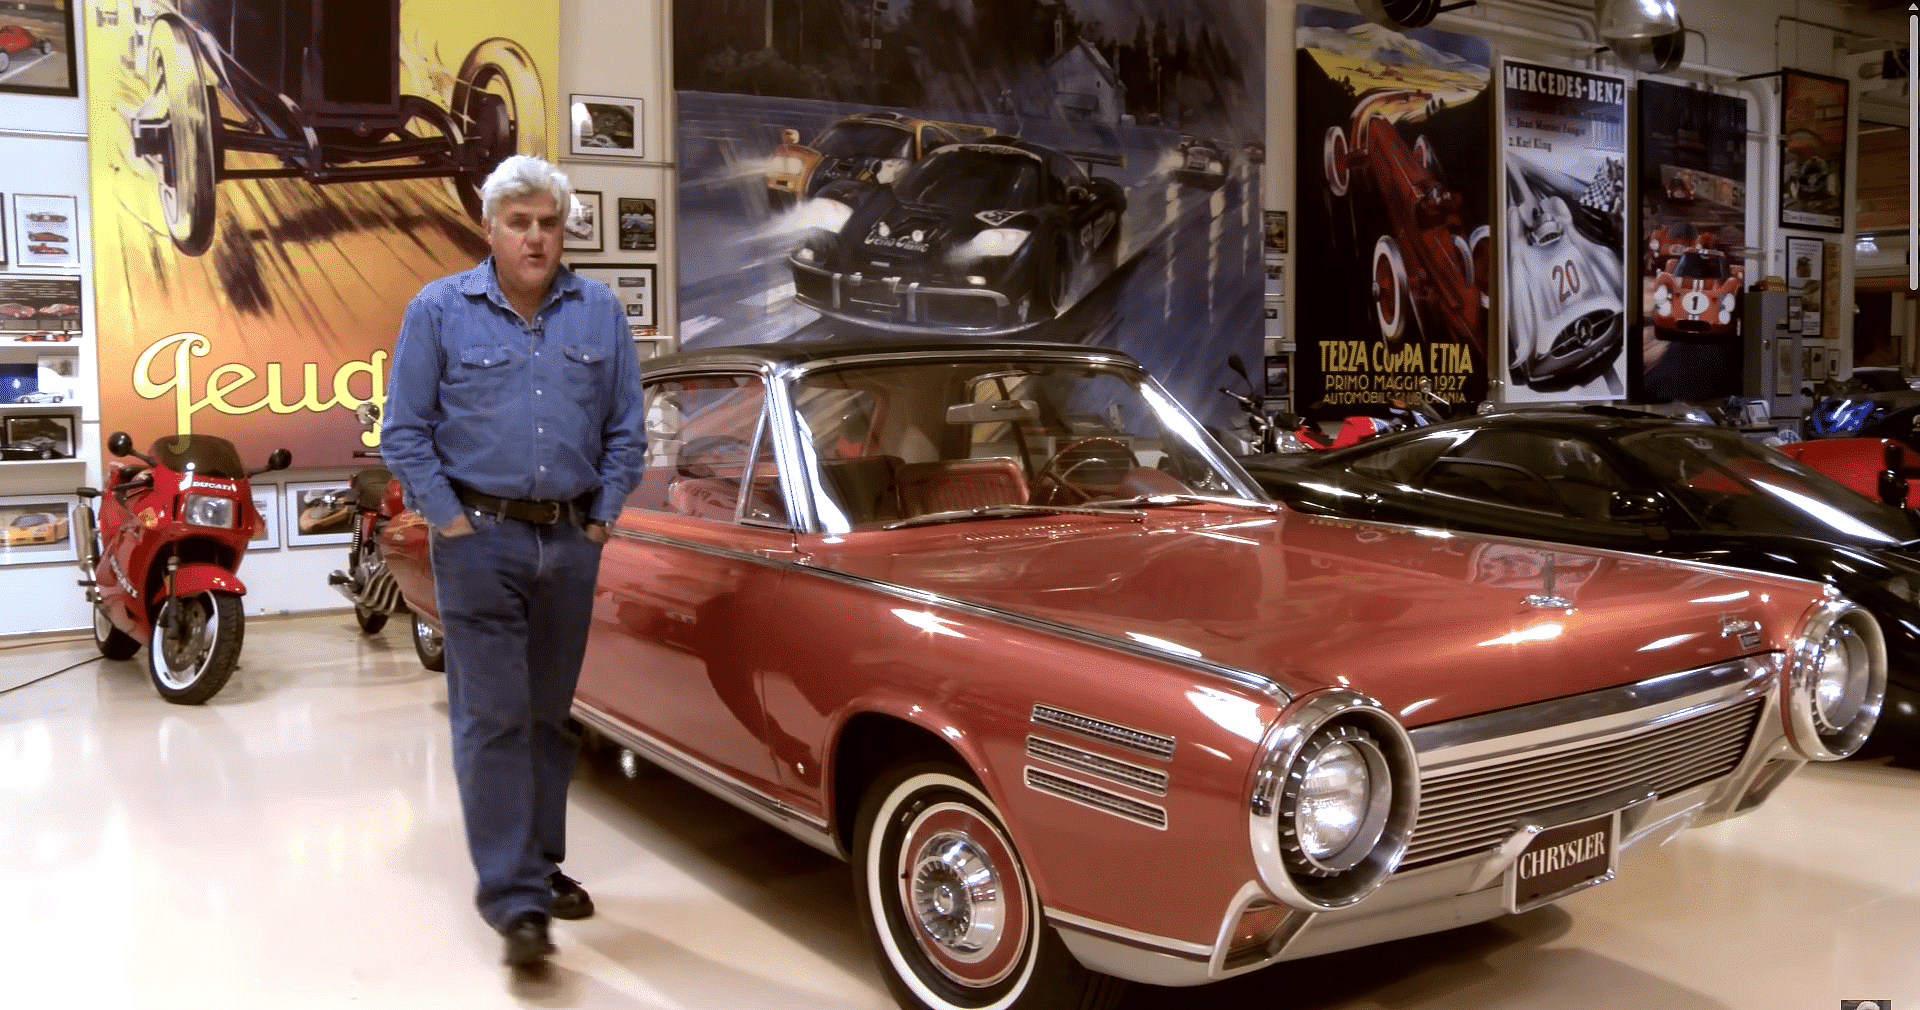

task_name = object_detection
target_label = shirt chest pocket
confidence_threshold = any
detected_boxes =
[562,344,607,386]
[451,343,518,399]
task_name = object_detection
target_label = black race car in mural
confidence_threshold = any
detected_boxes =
[1244,408,1915,748]
[790,136,1125,335]
[1172,134,1230,188]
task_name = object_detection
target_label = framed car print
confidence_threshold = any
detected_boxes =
[618,197,656,251]
[569,94,645,158]
[575,263,655,329]
[1778,70,1848,232]
[284,480,354,546]
[0,2,78,97]
[564,190,602,252]
[249,485,282,550]
[4,413,74,458]
[0,494,78,566]
[9,194,80,270]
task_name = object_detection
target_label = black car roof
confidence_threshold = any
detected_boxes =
[643,337,1140,375]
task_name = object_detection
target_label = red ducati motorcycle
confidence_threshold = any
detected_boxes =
[76,432,290,704]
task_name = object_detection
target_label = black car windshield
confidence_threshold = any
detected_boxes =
[788,358,1258,533]
[894,150,1041,209]
[813,122,913,160]
[150,434,248,479]
[1618,428,1919,544]
[1673,251,1726,279]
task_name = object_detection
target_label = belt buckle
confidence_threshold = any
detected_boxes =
[537,499,564,524]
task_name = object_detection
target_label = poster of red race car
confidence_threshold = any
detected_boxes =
[1294,6,1492,413]
[1634,81,1747,402]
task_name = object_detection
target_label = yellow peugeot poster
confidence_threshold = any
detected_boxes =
[85,0,557,465]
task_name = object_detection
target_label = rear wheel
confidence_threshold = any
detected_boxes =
[351,540,389,633]
[453,38,549,222]
[148,590,242,705]
[1372,234,1411,346]
[1323,126,1351,197]
[412,615,445,672]
[854,762,1125,1010]
[93,603,140,661]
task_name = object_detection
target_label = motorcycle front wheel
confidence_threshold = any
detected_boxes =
[149,590,243,705]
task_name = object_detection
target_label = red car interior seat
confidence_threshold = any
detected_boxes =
[896,457,1028,516]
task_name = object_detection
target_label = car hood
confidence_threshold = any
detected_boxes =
[806,509,1821,728]
[838,195,997,263]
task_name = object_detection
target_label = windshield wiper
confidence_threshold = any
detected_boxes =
[1079,493,1281,512]
[883,503,1146,530]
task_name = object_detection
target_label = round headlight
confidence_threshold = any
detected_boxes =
[1284,725,1391,875]
[1785,600,1886,761]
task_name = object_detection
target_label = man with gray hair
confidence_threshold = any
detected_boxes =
[383,154,644,967]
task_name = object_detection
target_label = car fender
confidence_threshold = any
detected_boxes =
[164,562,246,600]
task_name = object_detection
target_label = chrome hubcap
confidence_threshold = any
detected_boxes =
[415,617,442,657]
[908,831,1002,963]
[155,596,214,688]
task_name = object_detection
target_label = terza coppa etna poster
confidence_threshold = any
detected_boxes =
[1501,60,1629,402]
[1636,80,1748,402]
[1294,6,1492,414]
[673,0,1265,430]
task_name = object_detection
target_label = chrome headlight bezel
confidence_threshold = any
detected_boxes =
[1783,597,1886,760]
[182,492,237,529]
[1249,690,1419,912]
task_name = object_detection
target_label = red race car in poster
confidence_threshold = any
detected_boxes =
[1651,235,1743,341]
[1322,88,1489,354]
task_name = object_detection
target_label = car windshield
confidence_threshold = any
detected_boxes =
[788,357,1259,533]
[893,149,1041,210]
[1673,251,1726,279]
[813,122,913,160]
[1617,427,1920,544]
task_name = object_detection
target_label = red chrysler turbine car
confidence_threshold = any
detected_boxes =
[383,338,1879,1009]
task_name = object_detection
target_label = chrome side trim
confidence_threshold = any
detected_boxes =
[571,700,841,859]
[1023,766,1168,829]
[1044,908,1214,961]
[1030,707,1177,761]
[1408,658,1768,763]
[607,526,1292,701]
[1026,734,1170,794]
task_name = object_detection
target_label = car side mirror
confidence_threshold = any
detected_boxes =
[107,431,134,458]
[1607,490,1667,524]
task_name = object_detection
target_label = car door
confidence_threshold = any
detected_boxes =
[579,373,799,797]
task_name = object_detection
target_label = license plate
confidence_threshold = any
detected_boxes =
[1506,811,1619,913]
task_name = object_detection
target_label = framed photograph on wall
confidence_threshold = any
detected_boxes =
[284,480,355,547]
[0,494,78,565]
[0,192,7,266]
[0,3,79,97]
[1778,69,1848,232]
[249,485,282,550]
[618,198,657,251]
[4,413,74,458]
[10,194,80,270]
[575,263,655,329]
[569,94,645,158]
[1785,236,1823,335]
[564,190,602,252]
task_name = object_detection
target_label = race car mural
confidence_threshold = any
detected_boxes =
[1650,235,1742,341]
[790,137,1126,334]
[1321,87,1488,353]
[1504,155,1627,392]
[764,111,994,211]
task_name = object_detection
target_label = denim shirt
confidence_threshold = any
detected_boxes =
[381,259,645,528]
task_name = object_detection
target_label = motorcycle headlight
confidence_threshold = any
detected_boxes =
[1249,691,1417,911]
[958,227,1030,261]
[183,492,237,529]
[1783,598,1886,760]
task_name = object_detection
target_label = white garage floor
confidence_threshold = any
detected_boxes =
[2,611,1915,1010]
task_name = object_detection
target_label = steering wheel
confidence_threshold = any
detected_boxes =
[1038,436,1133,503]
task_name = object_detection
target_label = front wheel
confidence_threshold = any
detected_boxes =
[854,762,1125,1010]
[148,590,242,704]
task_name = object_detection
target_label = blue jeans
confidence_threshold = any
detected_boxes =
[430,507,603,930]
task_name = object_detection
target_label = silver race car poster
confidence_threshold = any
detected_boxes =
[1500,60,1629,402]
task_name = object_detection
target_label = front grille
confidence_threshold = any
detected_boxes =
[1402,696,1763,869]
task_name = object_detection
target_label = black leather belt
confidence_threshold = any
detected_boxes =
[453,484,591,525]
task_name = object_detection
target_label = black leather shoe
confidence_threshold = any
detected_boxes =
[548,870,595,920]
[500,912,554,966]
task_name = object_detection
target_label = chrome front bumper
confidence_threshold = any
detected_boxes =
[1050,654,1805,986]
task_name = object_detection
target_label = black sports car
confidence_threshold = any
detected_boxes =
[1173,135,1230,188]
[789,136,1125,334]
[1244,407,1918,748]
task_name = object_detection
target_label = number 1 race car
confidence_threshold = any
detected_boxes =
[790,136,1125,334]
[1651,235,1743,342]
